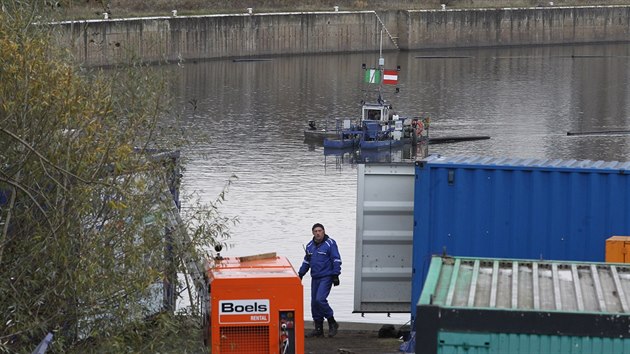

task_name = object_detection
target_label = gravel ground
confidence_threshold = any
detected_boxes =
[304,321,406,354]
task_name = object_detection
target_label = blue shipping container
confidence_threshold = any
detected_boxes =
[411,155,630,319]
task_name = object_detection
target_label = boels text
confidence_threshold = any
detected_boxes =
[219,299,270,315]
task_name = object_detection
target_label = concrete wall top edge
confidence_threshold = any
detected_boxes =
[52,10,377,25]
[411,4,630,13]
[240,10,376,15]
[51,5,630,25]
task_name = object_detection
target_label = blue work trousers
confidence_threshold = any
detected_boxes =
[310,276,334,321]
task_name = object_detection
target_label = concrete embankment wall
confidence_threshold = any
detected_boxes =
[58,11,395,66]
[402,6,630,49]
[57,6,630,66]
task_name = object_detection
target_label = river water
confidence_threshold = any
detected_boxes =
[169,43,630,325]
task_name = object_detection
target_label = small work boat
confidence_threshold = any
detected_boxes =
[356,100,429,150]
[318,97,429,150]
[318,33,429,151]
[310,88,489,150]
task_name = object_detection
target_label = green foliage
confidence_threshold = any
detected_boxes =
[0,2,234,352]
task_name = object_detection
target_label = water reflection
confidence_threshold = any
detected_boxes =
[321,142,429,168]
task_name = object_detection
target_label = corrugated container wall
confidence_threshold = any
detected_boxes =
[412,155,630,319]
[416,256,630,354]
[354,164,415,313]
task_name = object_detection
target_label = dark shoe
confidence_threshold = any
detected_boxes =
[307,320,324,337]
[327,317,339,337]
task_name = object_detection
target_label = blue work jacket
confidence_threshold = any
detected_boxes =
[298,235,342,279]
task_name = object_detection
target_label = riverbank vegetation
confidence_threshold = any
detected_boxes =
[0,1,234,352]
[29,0,630,20]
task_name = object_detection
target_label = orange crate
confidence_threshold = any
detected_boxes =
[605,236,630,263]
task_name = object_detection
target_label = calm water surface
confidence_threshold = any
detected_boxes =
[170,43,630,325]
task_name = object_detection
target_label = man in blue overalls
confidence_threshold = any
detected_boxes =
[298,223,342,337]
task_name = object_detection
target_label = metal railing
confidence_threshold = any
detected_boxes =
[373,12,399,49]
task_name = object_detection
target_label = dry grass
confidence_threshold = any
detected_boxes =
[54,0,630,20]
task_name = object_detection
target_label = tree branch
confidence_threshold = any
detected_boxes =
[0,174,55,241]
[0,127,93,185]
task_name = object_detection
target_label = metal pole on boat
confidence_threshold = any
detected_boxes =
[378,28,385,70]
[379,28,383,66]
[378,28,384,102]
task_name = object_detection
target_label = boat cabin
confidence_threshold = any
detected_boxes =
[362,102,391,123]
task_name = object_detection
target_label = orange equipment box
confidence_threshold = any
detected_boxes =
[205,253,304,354]
[606,236,630,263]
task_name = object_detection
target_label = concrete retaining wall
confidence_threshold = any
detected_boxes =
[58,11,396,66]
[403,6,630,49]
[56,6,630,66]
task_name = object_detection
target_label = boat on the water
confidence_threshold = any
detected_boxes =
[356,100,429,150]
[317,38,429,151]
[322,101,430,150]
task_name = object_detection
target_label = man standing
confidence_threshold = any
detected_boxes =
[298,223,342,337]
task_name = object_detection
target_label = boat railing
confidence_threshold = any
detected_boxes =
[312,117,360,138]
[328,117,358,133]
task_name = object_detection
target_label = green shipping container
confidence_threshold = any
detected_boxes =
[416,256,630,354]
